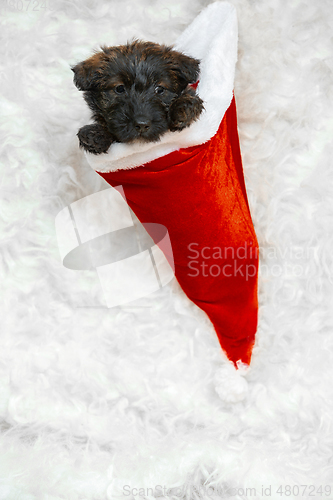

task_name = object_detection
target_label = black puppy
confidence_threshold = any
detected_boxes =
[72,40,204,154]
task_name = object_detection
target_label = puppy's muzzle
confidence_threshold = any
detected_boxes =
[134,117,151,133]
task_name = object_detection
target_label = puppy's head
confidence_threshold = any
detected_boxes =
[71,40,203,143]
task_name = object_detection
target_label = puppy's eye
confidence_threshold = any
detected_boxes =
[155,86,165,95]
[114,85,126,94]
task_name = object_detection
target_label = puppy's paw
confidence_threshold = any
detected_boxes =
[77,123,114,155]
[214,362,249,403]
[168,87,204,132]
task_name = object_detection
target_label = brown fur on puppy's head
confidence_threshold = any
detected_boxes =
[72,40,204,154]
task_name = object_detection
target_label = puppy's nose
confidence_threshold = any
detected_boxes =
[134,118,151,132]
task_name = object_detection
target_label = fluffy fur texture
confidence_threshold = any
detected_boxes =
[72,40,204,153]
[1,0,333,498]
[86,2,238,172]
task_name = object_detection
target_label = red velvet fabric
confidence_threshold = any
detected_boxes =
[98,97,259,367]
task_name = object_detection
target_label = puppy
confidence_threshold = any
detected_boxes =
[72,40,204,154]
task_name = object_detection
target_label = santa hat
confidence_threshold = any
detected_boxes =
[83,2,259,368]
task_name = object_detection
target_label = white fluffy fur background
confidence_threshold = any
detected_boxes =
[1,0,333,499]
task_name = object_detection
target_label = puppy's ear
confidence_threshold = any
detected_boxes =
[169,50,201,85]
[71,52,109,91]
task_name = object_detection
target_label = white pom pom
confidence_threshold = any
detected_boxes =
[214,361,249,403]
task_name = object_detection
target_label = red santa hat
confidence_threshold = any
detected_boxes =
[84,2,259,369]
